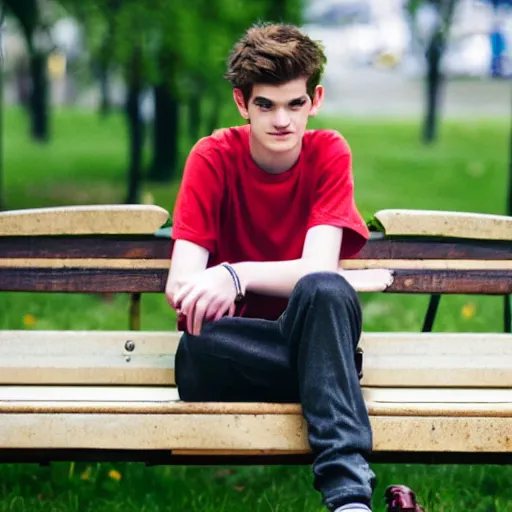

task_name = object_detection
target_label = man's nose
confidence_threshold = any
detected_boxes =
[273,108,290,129]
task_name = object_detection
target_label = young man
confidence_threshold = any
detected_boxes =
[166,23,393,512]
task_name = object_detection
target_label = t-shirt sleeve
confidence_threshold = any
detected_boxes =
[307,133,370,259]
[171,143,222,255]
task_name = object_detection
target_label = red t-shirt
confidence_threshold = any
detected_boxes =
[171,124,369,321]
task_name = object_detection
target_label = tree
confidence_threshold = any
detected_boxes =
[407,0,459,144]
[5,0,54,142]
[57,0,305,196]
[144,0,294,183]
[423,0,457,143]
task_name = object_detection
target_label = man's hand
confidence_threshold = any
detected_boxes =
[339,269,394,292]
[173,264,245,335]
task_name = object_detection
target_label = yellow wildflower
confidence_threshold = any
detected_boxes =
[108,469,122,481]
[80,467,92,481]
[23,314,36,328]
[461,303,476,319]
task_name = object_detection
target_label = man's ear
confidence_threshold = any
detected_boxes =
[233,88,249,119]
[309,85,324,117]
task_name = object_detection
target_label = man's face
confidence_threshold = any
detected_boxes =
[234,77,324,154]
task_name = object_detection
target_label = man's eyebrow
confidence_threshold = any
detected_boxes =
[252,96,307,105]
[289,96,308,104]
[253,96,274,104]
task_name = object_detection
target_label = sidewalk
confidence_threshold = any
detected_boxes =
[322,67,510,118]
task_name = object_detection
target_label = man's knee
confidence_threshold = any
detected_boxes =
[177,331,213,358]
[295,271,359,307]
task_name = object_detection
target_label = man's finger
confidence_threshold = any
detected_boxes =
[192,297,209,335]
[174,282,195,309]
[211,300,233,321]
[187,303,195,334]
[213,304,227,321]
[205,299,223,322]
[180,287,204,318]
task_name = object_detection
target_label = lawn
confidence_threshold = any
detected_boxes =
[1,106,511,511]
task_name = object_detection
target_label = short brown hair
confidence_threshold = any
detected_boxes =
[224,23,327,103]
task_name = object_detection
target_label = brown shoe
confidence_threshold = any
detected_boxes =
[385,485,425,511]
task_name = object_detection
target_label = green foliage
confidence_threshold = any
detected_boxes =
[366,216,385,233]
[56,0,304,99]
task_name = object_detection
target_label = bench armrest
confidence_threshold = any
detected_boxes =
[370,209,512,241]
[0,205,170,236]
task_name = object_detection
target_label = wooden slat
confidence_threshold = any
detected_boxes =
[358,237,512,260]
[1,267,511,294]
[391,269,512,294]
[365,387,512,405]
[374,209,512,241]
[0,412,510,453]
[1,257,512,271]
[0,237,510,261]
[0,386,511,417]
[0,236,172,259]
[0,268,166,293]
[0,205,169,236]
[1,331,512,388]
[0,258,171,269]
[355,233,512,260]
[0,330,177,385]
[360,332,512,387]
[343,259,512,270]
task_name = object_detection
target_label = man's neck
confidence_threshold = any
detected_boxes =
[249,132,302,174]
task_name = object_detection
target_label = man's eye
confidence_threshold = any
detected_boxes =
[257,103,272,110]
[290,100,306,109]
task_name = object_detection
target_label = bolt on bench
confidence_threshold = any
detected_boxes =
[0,205,510,466]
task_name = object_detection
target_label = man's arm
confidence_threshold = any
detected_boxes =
[165,239,209,308]
[232,224,341,297]
[168,228,339,334]
[232,225,393,297]
[169,228,393,334]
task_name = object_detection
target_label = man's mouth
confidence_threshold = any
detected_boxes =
[269,131,292,137]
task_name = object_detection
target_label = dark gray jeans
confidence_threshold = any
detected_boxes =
[175,272,376,510]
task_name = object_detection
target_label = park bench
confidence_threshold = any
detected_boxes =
[0,204,511,467]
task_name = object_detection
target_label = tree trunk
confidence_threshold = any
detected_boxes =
[423,33,442,144]
[29,51,49,142]
[125,49,143,204]
[148,84,179,182]
[422,0,458,144]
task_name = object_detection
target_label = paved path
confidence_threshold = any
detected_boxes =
[322,67,510,118]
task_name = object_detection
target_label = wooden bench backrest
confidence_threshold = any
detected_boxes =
[0,206,511,295]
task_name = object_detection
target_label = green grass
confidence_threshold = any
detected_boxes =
[1,106,512,511]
